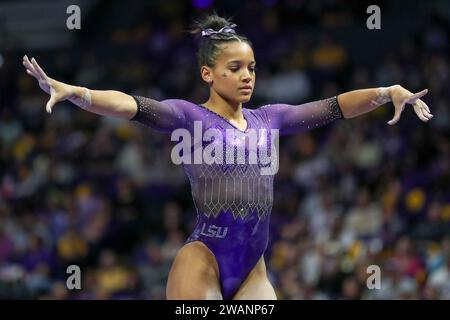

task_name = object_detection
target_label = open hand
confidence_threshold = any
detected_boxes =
[22,55,73,114]
[388,85,433,125]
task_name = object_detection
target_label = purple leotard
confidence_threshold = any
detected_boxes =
[130,96,343,299]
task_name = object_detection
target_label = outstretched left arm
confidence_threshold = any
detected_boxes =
[337,85,433,125]
[261,84,433,136]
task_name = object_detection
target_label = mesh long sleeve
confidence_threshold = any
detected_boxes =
[129,96,187,133]
[259,96,344,135]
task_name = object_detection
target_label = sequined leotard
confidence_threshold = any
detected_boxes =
[130,96,343,299]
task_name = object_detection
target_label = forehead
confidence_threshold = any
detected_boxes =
[216,41,255,63]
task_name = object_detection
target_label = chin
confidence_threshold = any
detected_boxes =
[239,95,252,103]
[226,94,252,105]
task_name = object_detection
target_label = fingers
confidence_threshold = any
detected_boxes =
[46,95,57,114]
[23,55,59,114]
[387,102,405,125]
[389,88,433,125]
[417,100,433,120]
[30,57,48,80]
[406,89,428,104]
[413,103,430,122]
[23,55,40,79]
[419,99,432,115]
[393,98,433,124]
[23,55,49,81]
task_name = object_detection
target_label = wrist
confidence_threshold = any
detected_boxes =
[386,84,400,98]
[67,86,92,110]
[375,85,397,106]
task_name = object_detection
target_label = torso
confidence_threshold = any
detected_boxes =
[180,104,276,299]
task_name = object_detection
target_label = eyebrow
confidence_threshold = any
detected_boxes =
[227,60,256,65]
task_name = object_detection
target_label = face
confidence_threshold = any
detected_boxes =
[202,41,256,105]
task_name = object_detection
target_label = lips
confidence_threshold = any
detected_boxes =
[239,86,252,90]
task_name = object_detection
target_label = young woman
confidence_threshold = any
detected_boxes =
[22,14,432,300]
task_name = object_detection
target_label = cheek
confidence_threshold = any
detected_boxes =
[214,72,239,92]
[217,73,236,89]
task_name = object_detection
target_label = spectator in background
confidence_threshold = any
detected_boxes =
[0,3,447,300]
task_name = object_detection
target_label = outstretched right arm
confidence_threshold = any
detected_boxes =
[23,55,138,119]
[23,55,188,132]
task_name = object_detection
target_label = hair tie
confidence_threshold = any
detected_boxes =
[201,24,237,37]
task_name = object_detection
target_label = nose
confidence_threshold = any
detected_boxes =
[241,70,252,83]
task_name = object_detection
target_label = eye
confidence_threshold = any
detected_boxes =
[249,66,256,72]
[229,67,239,72]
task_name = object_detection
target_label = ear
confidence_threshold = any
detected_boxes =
[200,66,213,85]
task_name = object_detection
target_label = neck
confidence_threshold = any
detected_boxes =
[203,91,243,121]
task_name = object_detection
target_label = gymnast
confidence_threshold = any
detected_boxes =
[22,14,432,300]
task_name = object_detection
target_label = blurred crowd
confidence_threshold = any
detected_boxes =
[0,1,449,299]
